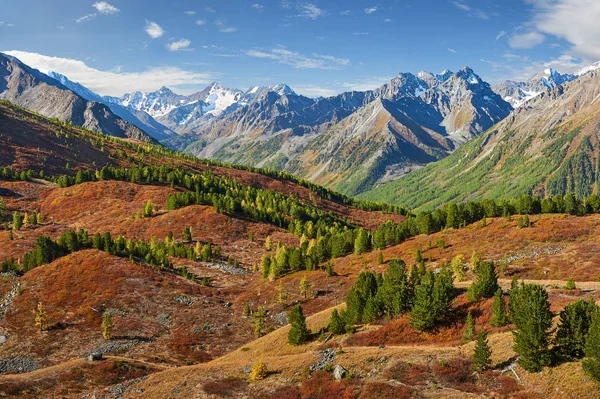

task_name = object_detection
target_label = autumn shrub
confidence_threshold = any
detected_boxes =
[384,361,431,385]
[431,357,479,392]
[357,382,415,399]
[299,371,359,399]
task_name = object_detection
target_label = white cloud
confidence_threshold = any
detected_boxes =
[509,31,545,49]
[244,48,349,69]
[298,3,325,19]
[452,1,489,19]
[76,13,97,23]
[0,21,16,27]
[252,3,264,11]
[365,7,377,14]
[384,18,393,23]
[293,85,338,97]
[353,32,369,36]
[3,50,214,96]
[196,19,206,25]
[145,21,164,39]
[496,30,507,40]
[340,9,351,15]
[93,2,120,15]
[167,39,191,52]
[526,0,600,61]
[184,10,196,15]
[205,7,215,13]
[341,76,391,92]
[220,27,237,33]
[448,48,457,53]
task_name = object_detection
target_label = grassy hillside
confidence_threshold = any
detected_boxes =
[358,72,600,210]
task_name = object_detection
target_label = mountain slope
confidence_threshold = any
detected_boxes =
[47,71,175,141]
[0,53,154,142]
[359,70,600,209]
[174,68,511,195]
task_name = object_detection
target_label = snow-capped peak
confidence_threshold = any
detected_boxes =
[200,82,244,117]
[271,83,296,96]
[576,61,600,77]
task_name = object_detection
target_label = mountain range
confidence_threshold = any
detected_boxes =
[0,53,154,142]
[3,50,600,199]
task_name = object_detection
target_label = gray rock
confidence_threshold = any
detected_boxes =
[174,295,195,306]
[333,365,348,380]
[88,352,103,361]
[0,357,39,374]
[272,311,288,326]
[310,348,336,372]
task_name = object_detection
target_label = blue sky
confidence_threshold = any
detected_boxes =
[1,0,598,97]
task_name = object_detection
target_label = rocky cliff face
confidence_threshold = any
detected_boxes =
[0,53,154,142]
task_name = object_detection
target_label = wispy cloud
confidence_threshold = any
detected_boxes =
[509,31,545,49]
[353,32,369,36]
[252,3,264,11]
[447,48,458,53]
[364,6,377,14]
[298,3,325,19]
[167,38,192,52]
[196,20,206,25]
[92,2,120,15]
[145,21,164,39]
[184,10,196,15]
[341,76,391,92]
[205,7,216,13]
[215,19,237,33]
[244,47,349,69]
[340,9,351,15]
[3,50,214,96]
[384,18,393,23]
[293,85,338,97]
[452,1,489,20]
[496,30,507,40]
[76,14,97,23]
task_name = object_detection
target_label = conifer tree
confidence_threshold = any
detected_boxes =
[261,254,271,279]
[288,305,310,345]
[102,312,114,340]
[299,276,310,299]
[264,236,272,251]
[415,248,423,263]
[0,198,5,219]
[410,271,437,331]
[243,303,251,317]
[252,306,267,337]
[143,200,154,217]
[509,283,553,372]
[326,262,334,277]
[249,360,268,382]
[33,301,47,332]
[564,277,576,290]
[450,254,465,282]
[182,227,192,242]
[490,288,508,327]
[553,299,598,361]
[362,295,382,323]
[12,211,22,231]
[469,250,480,271]
[377,259,411,317]
[354,228,370,255]
[378,251,384,265]
[277,282,288,308]
[462,311,475,342]
[328,309,345,335]
[473,331,492,372]
[467,261,499,301]
[583,309,600,383]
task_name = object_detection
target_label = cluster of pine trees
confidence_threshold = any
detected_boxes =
[328,259,456,333]
[17,229,221,283]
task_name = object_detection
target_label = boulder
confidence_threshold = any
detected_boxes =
[88,352,103,361]
[333,365,347,380]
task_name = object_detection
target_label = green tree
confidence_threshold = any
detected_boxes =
[288,305,310,345]
[328,309,345,335]
[243,303,251,317]
[410,269,454,332]
[490,288,508,327]
[345,271,378,324]
[510,283,553,372]
[354,228,371,255]
[553,299,598,361]
[469,250,480,271]
[467,261,499,301]
[564,277,576,290]
[377,251,384,265]
[462,311,475,342]
[101,312,114,340]
[472,331,492,372]
[326,262,334,277]
[252,306,267,337]
[12,211,22,231]
[450,254,465,282]
[0,198,5,218]
[377,259,411,317]
[143,200,154,217]
[583,309,600,383]
[300,276,310,299]
[182,227,192,242]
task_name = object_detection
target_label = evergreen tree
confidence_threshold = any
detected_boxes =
[243,303,251,317]
[490,288,508,327]
[101,312,114,340]
[0,198,5,219]
[469,250,480,271]
[264,236,272,251]
[583,309,600,383]
[288,305,310,345]
[462,311,475,342]
[300,276,310,299]
[345,271,378,324]
[354,228,370,255]
[182,227,192,242]
[33,301,47,332]
[252,306,267,337]
[450,254,465,282]
[377,258,411,317]
[143,200,154,217]
[326,262,334,277]
[261,254,271,279]
[472,331,492,372]
[377,251,384,265]
[362,295,382,323]
[467,261,499,301]
[564,277,576,290]
[509,283,553,372]
[410,271,437,331]
[415,248,423,263]
[277,282,288,308]
[249,360,268,382]
[328,309,345,335]
[553,299,598,361]
[12,211,22,231]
